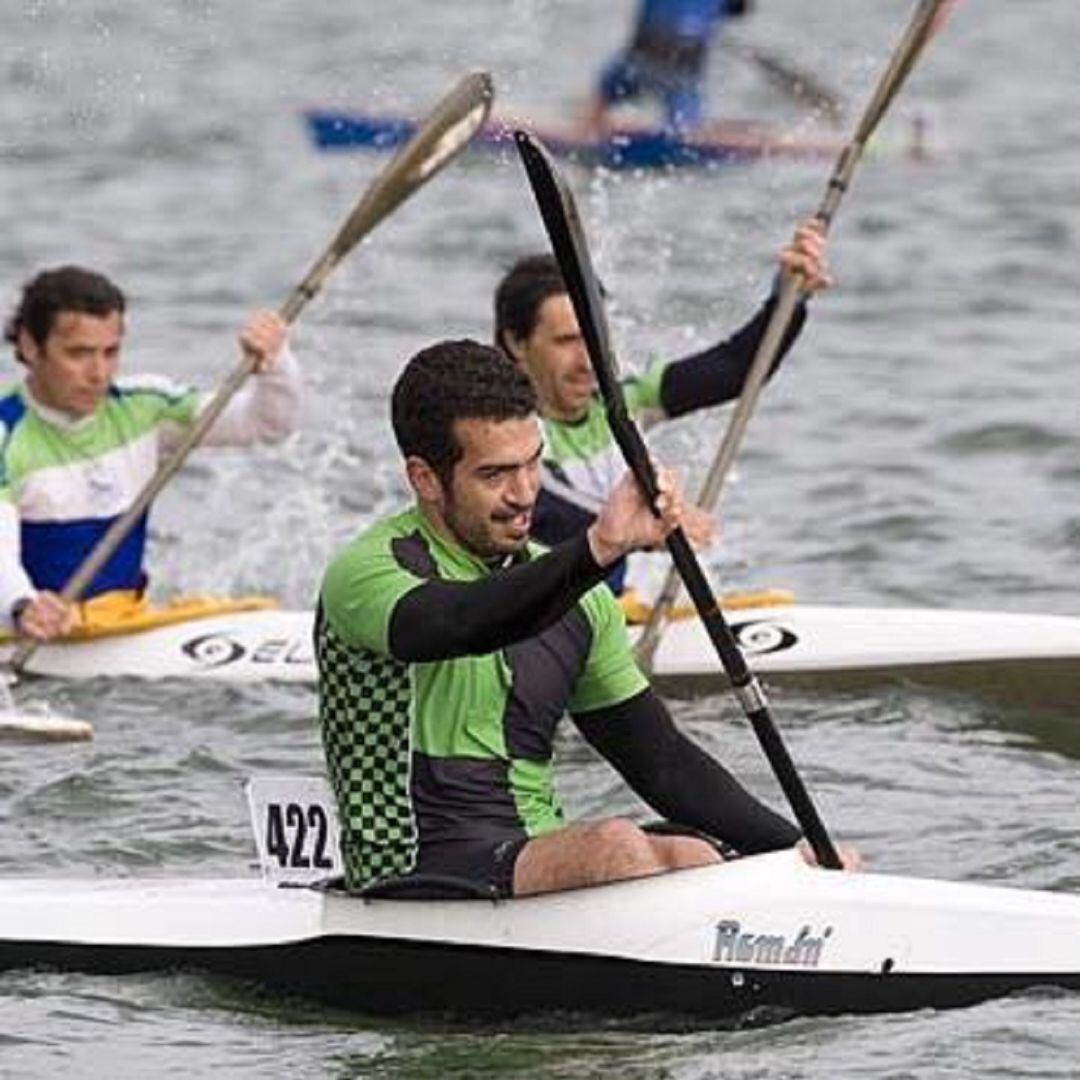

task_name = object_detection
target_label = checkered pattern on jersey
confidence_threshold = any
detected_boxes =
[317,617,417,887]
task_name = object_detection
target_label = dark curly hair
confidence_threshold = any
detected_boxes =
[492,254,567,357]
[5,266,125,365]
[392,339,537,485]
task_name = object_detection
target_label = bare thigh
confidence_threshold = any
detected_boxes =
[513,817,721,897]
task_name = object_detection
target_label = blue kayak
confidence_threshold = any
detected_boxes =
[304,109,841,170]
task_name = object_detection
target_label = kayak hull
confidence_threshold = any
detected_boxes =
[1,853,1079,1023]
[4,935,1076,1024]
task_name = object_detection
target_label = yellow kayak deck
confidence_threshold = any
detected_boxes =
[619,587,795,626]
[1,594,279,644]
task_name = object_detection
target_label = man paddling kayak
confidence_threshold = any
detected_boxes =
[585,0,754,134]
[317,340,857,897]
[0,265,299,641]
[494,220,830,608]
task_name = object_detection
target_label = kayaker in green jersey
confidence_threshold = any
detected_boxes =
[493,218,831,607]
[0,265,300,641]
[317,339,858,898]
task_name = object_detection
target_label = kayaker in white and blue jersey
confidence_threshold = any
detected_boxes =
[494,220,831,605]
[586,0,753,134]
[0,265,301,641]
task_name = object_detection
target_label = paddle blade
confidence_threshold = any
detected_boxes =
[333,72,494,254]
[513,132,623,405]
[282,72,494,323]
[851,0,955,146]
[516,130,665,514]
[0,713,93,744]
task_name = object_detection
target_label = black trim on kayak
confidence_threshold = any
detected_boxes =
[0,936,1076,1025]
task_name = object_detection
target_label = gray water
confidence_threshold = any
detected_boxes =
[1,0,1079,1075]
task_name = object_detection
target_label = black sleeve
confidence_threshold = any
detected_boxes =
[572,687,802,854]
[388,533,609,662]
[658,290,808,419]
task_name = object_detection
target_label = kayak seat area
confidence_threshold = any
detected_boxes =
[358,874,499,901]
[309,873,499,901]
[642,819,739,860]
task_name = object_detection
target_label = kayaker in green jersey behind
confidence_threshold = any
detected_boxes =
[0,265,299,641]
[317,339,858,898]
[493,219,831,610]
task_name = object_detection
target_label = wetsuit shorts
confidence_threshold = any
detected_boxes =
[415,837,530,899]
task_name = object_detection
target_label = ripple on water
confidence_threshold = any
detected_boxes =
[938,422,1071,455]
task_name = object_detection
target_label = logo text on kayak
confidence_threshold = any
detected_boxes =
[712,920,833,967]
[182,632,313,668]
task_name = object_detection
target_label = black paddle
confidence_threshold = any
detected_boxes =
[515,130,842,871]
[7,71,494,680]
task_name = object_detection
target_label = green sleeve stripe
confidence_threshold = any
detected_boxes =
[321,528,425,654]
[620,358,667,416]
[568,585,648,713]
[114,385,200,429]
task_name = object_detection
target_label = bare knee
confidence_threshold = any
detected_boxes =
[648,834,723,871]
[514,817,663,896]
[584,818,663,881]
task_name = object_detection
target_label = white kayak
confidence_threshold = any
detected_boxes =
[0,776,1078,1024]
[5,602,1080,705]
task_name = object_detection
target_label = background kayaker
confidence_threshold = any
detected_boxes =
[493,218,831,613]
[584,0,755,135]
[0,265,300,641]
[316,339,859,898]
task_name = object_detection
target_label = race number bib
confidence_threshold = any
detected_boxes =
[245,776,343,883]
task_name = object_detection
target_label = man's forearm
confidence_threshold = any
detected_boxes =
[574,688,802,854]
[659,291,808,419]
[200,345,302,446]
[389,533,609,661]
[0,504,34,630]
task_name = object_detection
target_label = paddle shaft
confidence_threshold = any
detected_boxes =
[9,72,494,676]
[716,37,844,123]
[618,415,842,871]
[634,0,954,669]
[516,131,842,870]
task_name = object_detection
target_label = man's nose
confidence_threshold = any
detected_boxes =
[507,468,537,506]
[87,353,111,383]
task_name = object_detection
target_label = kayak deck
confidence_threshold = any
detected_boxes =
[4,603,1080,707]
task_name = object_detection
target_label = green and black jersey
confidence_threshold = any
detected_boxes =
[317,507,647,889]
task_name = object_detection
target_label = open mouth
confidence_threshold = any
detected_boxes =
[498,510,532,533]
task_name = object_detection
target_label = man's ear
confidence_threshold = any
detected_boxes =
[16,328,41,367]
[404,455,445,505]
[501,331,527,367]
